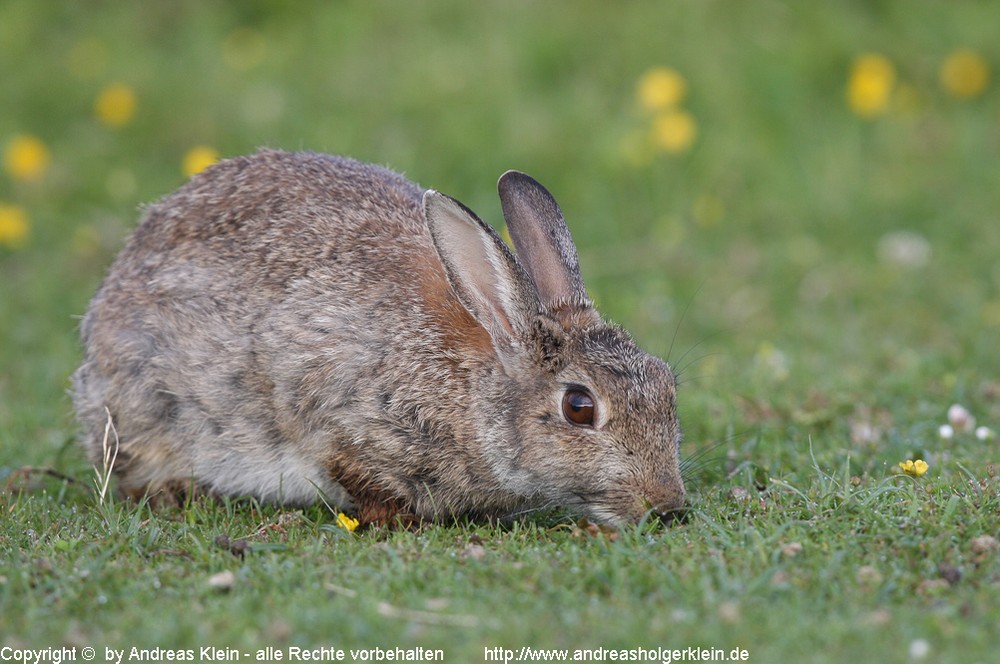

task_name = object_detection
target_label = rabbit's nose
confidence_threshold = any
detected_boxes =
[651,501,689,525]
[641,485,687,525]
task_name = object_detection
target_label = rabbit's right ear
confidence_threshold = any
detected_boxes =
[424,190,540,351]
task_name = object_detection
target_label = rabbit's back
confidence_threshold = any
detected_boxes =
[73,150,484,507]
[122,150,426,282]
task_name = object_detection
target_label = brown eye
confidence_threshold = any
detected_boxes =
[562,388,596,427]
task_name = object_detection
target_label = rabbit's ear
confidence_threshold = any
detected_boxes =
[425,190,539,349]
[498,171,589,309]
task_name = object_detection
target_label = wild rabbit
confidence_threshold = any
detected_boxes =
[73,150,684,525]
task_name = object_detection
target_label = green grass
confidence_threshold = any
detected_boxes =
[2,2,999,662]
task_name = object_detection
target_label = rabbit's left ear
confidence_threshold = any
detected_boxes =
[424,190,540,351]
[498,171,591,310]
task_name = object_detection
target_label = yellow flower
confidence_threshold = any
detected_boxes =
[0,204,30,248]
[898,459,929,477]
[650,110,697,153]
[182,146,220,178]
[636,67,687,112]
[94,83,137,128]
[336,513,359,532]
[847,53,896,117]
[940,49,990,99]
[4,135,50,182]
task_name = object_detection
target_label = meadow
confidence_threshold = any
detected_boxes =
[1,2,999,662]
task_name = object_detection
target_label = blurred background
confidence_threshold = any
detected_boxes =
[1,1,997,476]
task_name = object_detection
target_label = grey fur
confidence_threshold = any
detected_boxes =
[72,150,684,525]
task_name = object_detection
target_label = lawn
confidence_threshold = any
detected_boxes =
[2,2,999,662]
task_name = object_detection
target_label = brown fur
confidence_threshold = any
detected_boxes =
[73,150,684,525]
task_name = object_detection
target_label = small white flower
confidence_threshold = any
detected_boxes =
[947,404,976,433]
[877,231,931,268]
[207,570,236,591]
[938,424,955,440]
[908,638,931,660]
[975,426,995,441]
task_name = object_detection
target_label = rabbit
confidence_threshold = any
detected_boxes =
[72,149,685,526]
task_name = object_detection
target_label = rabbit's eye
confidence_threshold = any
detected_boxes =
[562,388,595,427]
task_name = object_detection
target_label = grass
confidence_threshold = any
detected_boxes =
[2,1,999,661]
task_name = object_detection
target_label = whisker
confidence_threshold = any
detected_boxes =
[675,367,727,388]
[680,430,753,489]
[671,327,734,379]
[502,497,560,521]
